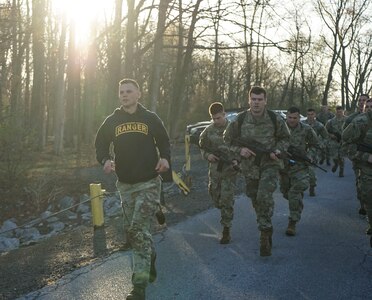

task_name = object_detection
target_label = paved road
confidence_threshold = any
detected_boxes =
[20,160,372,300]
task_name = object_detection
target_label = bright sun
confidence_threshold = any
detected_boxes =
[52,0,114,45]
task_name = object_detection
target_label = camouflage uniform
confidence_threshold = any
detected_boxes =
[317,110,334,163]
[317,111,335,126]
[326,115,346,174]
[344,112,364,211]
[342,111,372,234]
[224,109,290,231]
[117,177,161,287]
[199,120,237,229]
[302,119,328,188]
[280,123,319,222]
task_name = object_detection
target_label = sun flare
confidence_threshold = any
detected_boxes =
[52,0,114,46]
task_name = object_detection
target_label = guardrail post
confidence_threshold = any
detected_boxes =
[90,183,105,228]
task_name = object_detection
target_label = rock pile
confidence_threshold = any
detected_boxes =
[0,192,122,253]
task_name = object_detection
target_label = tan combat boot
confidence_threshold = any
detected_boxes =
[260,228,273,256]
[286,220,297,236]
[220,226,231,244]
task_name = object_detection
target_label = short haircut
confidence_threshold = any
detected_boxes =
[119,78,140,89]
[249,86,266,98]
[287,106,300,114]
[209,102,224,115]
[336,105,343,110]
[360,93,369,98]
[307,108,316,112]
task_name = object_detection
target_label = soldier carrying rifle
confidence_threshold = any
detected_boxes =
[224,86,290,256]
[199,102,239,244]
[279,107,319,237]
[342,108,372,245]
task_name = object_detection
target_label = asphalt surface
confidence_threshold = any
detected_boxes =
[19,160,372,300]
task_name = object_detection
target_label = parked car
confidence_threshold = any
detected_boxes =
[186,108,244,146]
[271,109,307,122]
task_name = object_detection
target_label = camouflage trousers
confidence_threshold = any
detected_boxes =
[360,172,372,227]
[209,172,236,228]
[352,161,363,207]
[308,166,317,187]
[117,176,161,288]
[244,167,278,231]
[280,166,309,222]
[328,140,342,160]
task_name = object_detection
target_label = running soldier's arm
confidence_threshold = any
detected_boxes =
[151,113,171,164]
[342,120,368,162]
[95,118,114,165]
[274,117,290,153]
[307,127,320,160]
[223,121,242,155]
[199,127,213,161]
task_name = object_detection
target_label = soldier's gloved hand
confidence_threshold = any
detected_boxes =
[240,147,256,158]
[231,159,241,171]
[270,150,281,161]
[208,153,219,162]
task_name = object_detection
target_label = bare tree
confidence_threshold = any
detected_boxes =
[106,0,123,113]
[30,0,47,148]
[167,0,202,139]
[53,16,67,155]
[148,0,172,112]
[315,0,370,106]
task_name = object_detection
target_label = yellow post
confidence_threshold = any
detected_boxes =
[184,134,191,172]
[90,183,105,228]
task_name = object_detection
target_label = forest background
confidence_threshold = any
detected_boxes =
[1,0,372,219]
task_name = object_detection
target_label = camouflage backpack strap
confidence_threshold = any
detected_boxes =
[233,109,277,138]
[266,109,278,137]
[232,110,247,138]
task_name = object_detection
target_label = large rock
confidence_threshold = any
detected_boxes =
[59,196,74,210]
[48,221,65,234]
[0,237,20,252]
[15,227,41,243]
[0,220,18,238]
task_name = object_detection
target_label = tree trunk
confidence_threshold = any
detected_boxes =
[167,0,202,139]
[148,0,171,112]
[53,16,67,155]
[106,0,122,113]
[30,0,47,149]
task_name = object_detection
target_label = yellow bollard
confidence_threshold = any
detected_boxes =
[184,134,191,172]
[90,183,105,228]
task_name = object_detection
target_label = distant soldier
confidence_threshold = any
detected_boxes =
[303,108,328,196]
[364,99,372,113]
[280,107,319,236]
[199,102,238,244]
[343,94,369,216]
[342,110,372,238]
[317,105,335,165]
[224,86,290,256]
[325,106,346,177]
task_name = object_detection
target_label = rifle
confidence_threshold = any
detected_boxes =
[232,137,275,165]
[286,145,327,172]
[202,146,240,172]
[357,142,372,154]
[328,129,342,142]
